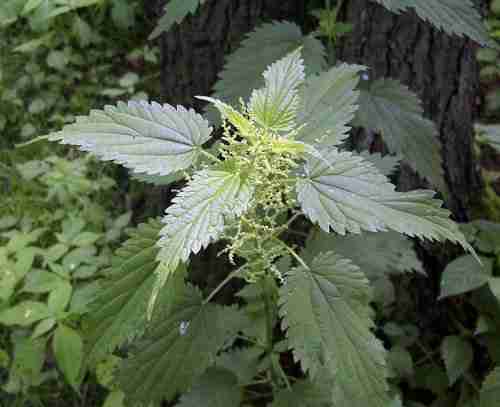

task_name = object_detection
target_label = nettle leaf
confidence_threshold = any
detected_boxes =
[305,228,423,282]
[208,21,325,122]
[177,368,242,407]
[441,335,473,386]
[249,48,305,132]
[279,252,390,406]
[270,376,333,407]
[475,123,500,153]
[354,78,445,191]
[369,0,490,46]
[480,367,500,407]
[215,347,264,385]
[85,219,164,366]
[296,149,472,254]
[118,282,244,405]
[149,0,204,39]
[296,64,364,146]
[48,101,212,176]
[359,151,401,176]
[156,168,254,289]
[439,255,492,299]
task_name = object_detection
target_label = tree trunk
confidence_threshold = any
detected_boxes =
[336,0,486,351]
[338,0,484,221]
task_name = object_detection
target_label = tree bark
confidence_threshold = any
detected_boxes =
[336,0,486,352]
[337,0,484,221]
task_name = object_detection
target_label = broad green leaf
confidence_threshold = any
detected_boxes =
[73,231,100,246]
[85,219,163,366]
[248,48,305,132]
[53,324,83,390]
[208,21,325,123]
[359,151,401,176]
[305,228,423,282]
[488,277,500,302]
[296,150,472,255]
[48,281,73,314]
[441,335,473,385]
[388,346,414,379]
[149,0,203,39]
[480,367,500,407]
[118,282,244,405]
[370,0,491,46]
[103,391,125,407]
[215,347,264,385]
[9,335,47,388]
[270,377,333,407]
[279,252,390,406]
[296,63,364,146]
[354,78,445,191]
[156,168,254,291]
[48,101,212,176]
[0,301,51,326]
[22,270,64,293]
[31,318,56,339]
[439,255,491,299]
[177,368,242,407]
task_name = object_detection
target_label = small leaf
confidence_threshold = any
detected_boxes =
[296,63,364,146]
[249,48,305,132]
[440,255,491,299]
[0,301,51,326]
[73,231,100,247]
[177,368,242,407]
[48,281,73,314]
[480,367,500,407]
[388,346,414,379]
[149,0,201,39]
[53,324,83,390]
[31,318,56,339]
[441,335,474,385]
[270,375,333,407]
[102,391,125,407]
[354,78,445,191]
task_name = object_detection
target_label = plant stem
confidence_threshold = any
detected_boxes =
[281,242,310,270]
[203,269,240,304]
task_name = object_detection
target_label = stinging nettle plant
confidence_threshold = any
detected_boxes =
[45,46,479,406]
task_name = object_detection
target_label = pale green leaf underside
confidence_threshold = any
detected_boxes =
[177,368,241,407]
[359,151,401,176]
[354,78,445,191]
[370,0,491,46]
[296,64,364,146]
[279,252,390,406]
[48,101,212,176]
[296,149,472,254]
[441,335,473,386]
[84,219,163,367]
[249,48,305,132]
[119,283,243,405]
[149,0,203,39]
[207,21,325,123]
[156,169,254,285]
[305,228,423,282]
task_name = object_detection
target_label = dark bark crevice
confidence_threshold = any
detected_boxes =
[338,0,483,221]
